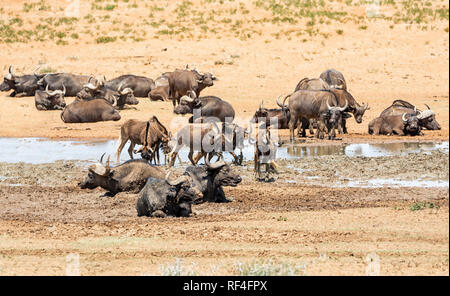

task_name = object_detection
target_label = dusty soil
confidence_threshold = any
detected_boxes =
[0,0,448,276]
[0,150,448,275]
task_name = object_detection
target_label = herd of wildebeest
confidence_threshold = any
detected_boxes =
[1,65,442,217]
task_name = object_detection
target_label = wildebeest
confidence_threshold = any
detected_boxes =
[282,90,348,141]
[35,84,67,110]
[136,172,203,218]
[148,73,170,101]
[368,113,421,136]
[106,74,155,97]
[79,154,166,197]
[380,100,441,130]
[183,158,242,203]
[37,73,94,97]
[192,121,247,165]
[174,93,235,123]
[60,98,121,123]
[0,66,45,97]
[319,69,347,90]
[167,68,217,106]
[77,78,139,109]
[117,116,170,165]
[249,125,278,181]
[167,121,221,167]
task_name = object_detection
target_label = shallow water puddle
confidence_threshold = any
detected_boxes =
[0,137,448,165]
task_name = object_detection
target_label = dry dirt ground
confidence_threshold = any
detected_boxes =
[0,0,448,275]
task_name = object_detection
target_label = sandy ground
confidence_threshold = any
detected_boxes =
[0,0,448,276]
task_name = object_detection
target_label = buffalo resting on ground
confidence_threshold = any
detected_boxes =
[35,84,66,110]
[60,98,121,123]
[174,93,235,123]
[0,66,45,97]
[79,155,165,197]
[368,113,421,136]
[380,100,441,130]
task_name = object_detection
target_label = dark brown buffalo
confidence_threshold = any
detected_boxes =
[106,74,155,97]
[319,69,347,90]
[60,98,121,123]
[0,66,44,97]
[79,154,165,197]
[77,78,138,109]
[148,73,170,101]
[380,100,441,130]
[37,73,94,97]
[174,93,235,123]
[35,84,66,110]
[136,173,203,218]
[368,113,421,136]
[167,68,217,106]
[282,90,348,141]
[183,158,242,203]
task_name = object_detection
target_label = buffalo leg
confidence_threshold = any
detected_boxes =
[289,116,298,142]
[151,210,167,218]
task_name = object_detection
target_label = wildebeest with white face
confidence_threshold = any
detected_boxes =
[368,113,421,136]
[380,100,441,131]
[0,66,45,97]
[60,98,121,123]
[79,154,165,197]
[35,84,66,110]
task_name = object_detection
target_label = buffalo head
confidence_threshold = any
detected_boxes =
[173,91,201,115]
[417,105,441,130]
[0,66,15,91]
[325,98,348,126]
[402,113,420,135]
[78,154,118,191]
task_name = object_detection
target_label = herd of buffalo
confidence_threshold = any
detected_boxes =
[1,65,442,217]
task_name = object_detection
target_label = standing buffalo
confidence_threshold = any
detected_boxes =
[282,90,348,141]
[167,68,217,106]
[380,100,441,130]
[79,154,165,197]
[293,77,368,133]
[174,93,235,123]
[106,74,155,97]
[136,173,203,218]
[319,69,347,90]
[60,98,121,123]
[37,73,96,97]
[35,84,66,110]
[368,113,421,136]
[0,66,44,97]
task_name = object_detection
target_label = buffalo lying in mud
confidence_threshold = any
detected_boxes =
[184,158,242,203]
[136,173,203,218]
[167,67,217,106]
[35,84,66,110]
[381,100,441,130]
[368,113,421,136]
[174,93,235,123]
[60,98,121,123]
[106,74,155,97]
[0,66,44,97]
[79,155,165,197]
